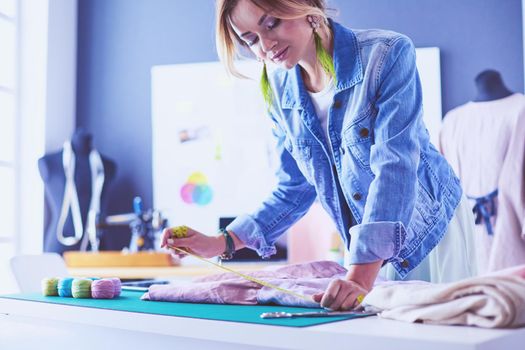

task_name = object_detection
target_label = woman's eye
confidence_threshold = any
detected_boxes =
[242,17,281,46]
[265,17,281,30]
[244,34,259,46]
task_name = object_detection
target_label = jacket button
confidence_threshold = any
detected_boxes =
[333,100,342,109]
[401,259,409,268]
[352,192,362,201]
[359,128,369,138]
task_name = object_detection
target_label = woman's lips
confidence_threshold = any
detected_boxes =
[272,46,289,62]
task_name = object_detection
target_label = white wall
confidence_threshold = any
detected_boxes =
[45,0,77,152]
[18,0,77,256]
[0,0,77,294]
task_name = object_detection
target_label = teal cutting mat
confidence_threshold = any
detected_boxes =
[1,290,371,327]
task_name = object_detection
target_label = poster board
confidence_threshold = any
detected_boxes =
[151,61,276,237]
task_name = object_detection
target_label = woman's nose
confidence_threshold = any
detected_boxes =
[259,36,277,55]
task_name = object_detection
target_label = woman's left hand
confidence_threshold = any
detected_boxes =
[312,278,369,311]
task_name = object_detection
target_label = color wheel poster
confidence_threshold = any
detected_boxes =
[151,61,278,238]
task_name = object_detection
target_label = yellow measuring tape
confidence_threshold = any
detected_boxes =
[169,226,364,305]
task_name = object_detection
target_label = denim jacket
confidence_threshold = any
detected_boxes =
[228,20,462,278]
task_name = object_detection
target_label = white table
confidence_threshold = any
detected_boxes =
[1,296,524,350]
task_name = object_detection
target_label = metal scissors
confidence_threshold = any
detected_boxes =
[260,309,377,319]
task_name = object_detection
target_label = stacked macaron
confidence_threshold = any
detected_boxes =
[91,279,114,299]
[109,277,122,297]
[57,277,74,297]
[41,277,59,296]
[71,278,92,298]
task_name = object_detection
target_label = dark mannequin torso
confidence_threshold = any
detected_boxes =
[38,130,116,254]
[473,69,514,102]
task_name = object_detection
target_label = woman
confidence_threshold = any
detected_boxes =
[162,0,476,311]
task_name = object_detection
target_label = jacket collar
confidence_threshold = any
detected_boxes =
[281,20,363,109]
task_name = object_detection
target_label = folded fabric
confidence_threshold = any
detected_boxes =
[142,260,347,307]
[363,264,525,328]
[484,264,525,279]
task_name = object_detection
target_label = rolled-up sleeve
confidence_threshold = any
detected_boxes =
[348,36,421,264]
[227,115,317,259]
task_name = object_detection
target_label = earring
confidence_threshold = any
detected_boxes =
[307,15,321,31]
[260,62,272,108]
[309,15,336,83]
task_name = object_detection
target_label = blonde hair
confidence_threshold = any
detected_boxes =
[215,0,330,78]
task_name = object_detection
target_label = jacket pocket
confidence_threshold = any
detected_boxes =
[408,182,440,243]
[342,114,373,169]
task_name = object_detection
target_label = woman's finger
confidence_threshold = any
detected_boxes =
[168,245,186,255]
[320,279,342,309]
[168,244,196,256]
[339,290,362,311]
[312,293,323,303]
[328,286,353,311]
[169,249,187,259]
[166,236,194,248]
[161,228,172,248]
[169,245,188,255]
[176,251,188,259]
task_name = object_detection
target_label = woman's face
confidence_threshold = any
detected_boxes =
[230,0,313,70]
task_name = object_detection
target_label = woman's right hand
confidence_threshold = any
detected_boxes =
[160,226,224,259]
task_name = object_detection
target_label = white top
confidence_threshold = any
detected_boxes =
[308,78,335,152]
[440,93,525,197]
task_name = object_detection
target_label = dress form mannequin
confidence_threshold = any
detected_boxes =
[441,71,525,273]
[38,129,116,254]
[473,69,513,102]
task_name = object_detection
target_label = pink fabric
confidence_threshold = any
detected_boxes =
[484,264,525,279]
[142,260,525,327]
[141,261,347,307]
[363,264,525,328]
[440,93,525,273]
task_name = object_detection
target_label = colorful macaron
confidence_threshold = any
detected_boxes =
[109,277,122,297]
[71,278,92,298]
[91,279,115,299]
[57,277,74,297]
[41,277,59,296]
